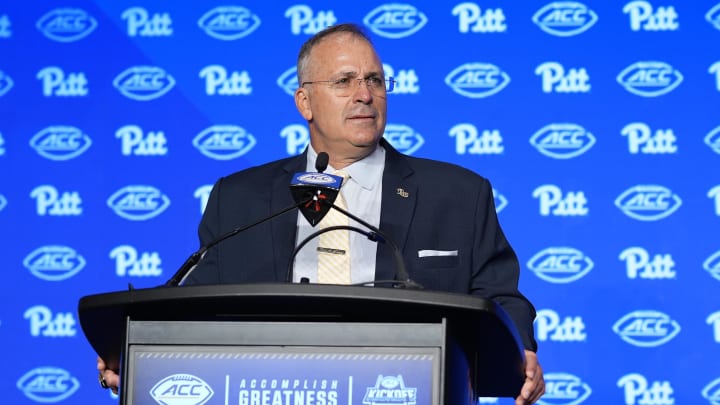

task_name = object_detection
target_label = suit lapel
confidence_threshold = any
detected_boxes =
[271,153,307,282]
[376,140,416,282]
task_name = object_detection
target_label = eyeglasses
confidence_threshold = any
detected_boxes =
[301,76,395,95]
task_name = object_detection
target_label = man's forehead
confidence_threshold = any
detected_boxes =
[309,34,382,74]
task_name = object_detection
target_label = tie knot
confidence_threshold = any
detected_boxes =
[333,170,349,186]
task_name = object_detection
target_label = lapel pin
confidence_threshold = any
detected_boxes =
[396,188,409,198]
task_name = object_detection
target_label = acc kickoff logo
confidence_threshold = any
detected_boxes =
[613,310,681,347]
[540,372,592,405]
[704,250,720,282]
[363,375,417,405]
[532,2,598,37]
[617,61,683,97]
[530,123,595,159]
[445,62,510,98]
[23,245,85,281]
[383,124,424,155]
[363,4,427,39]
[30,126,92,161]
[151,374,214,405]
[36,8,97,42]
[705,126,720,154]
[193,125,257,160]
[113,66,175,101]
[107,185,170,221]
[198,6,261,40]
[0,70,13,97]
[527,247,593,284]
[615,185,681,221]
[17,367,80,403]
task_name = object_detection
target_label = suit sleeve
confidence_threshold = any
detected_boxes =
[470,177,538,352]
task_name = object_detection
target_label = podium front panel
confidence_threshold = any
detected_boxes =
[123,320,444,405]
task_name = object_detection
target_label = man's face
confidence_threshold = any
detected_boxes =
[295,33,387,163]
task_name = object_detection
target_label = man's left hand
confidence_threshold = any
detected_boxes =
[515,350,545,404]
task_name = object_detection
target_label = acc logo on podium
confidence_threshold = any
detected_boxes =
[16,367,80,403]
[613,310,681,347]
[151,374,213,405]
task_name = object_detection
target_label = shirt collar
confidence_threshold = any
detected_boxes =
[306,144,385,191]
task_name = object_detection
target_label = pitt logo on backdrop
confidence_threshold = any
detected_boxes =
[116,125,168,156]
[449,124,504,155]
[533,185,589,216]
[452,3,507,33]
[285,5,337,35]
[36,66,88,97]
[535,62,591,93]
[621,123,678,154]
[122,7,173,37]
[619,247,676,280]
[617,373,675,405]
[623,1,679,31]
[535,309,587,342]
[383,63,420,95]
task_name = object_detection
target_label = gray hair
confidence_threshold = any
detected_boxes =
[296,23,374,84]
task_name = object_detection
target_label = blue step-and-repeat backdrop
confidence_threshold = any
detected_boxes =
[1,1,719,404]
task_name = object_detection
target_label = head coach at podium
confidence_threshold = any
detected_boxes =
[98,22,545,404]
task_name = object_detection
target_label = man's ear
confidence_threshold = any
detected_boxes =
[294,87,312,121]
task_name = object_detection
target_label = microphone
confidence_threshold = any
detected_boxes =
[289,152,343,226]
[285,153,423,289]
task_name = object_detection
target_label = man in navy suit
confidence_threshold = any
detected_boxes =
[99,22,545,404]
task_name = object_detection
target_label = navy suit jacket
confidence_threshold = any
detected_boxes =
[188,140,537,351]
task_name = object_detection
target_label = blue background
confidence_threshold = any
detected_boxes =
[1,1,719,404]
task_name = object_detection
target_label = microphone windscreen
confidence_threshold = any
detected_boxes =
[315,152,329,173]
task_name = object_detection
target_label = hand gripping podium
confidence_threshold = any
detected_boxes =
[79,283,525,405]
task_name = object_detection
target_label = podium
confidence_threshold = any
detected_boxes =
[79,283,525,404]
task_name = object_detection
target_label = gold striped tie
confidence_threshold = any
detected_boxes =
[317,170,351,284]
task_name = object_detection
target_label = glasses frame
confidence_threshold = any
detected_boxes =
[301,76,396,94]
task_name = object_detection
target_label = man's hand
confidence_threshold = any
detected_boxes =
[97,357,120,394]
[515,350,545,404]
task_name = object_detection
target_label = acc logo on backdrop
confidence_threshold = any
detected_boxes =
[23,245,85,281]
[527,247,593,283]
[17,367,80,403]
[530,123,595,159]
[151,374,214,405]
[193,125,256,160]
[706,126,720,154]
[113,66,175,101]
[198,6,260,40]
[532,2,598,37]
[36,8,97,42]
[617,61,683,97]
[492,188,508,213]
[363,4,428,39]
[277,66,299,96]
[704,250,720,282]
[613,310,681,347]
[706,4,720,30]
[615,185,681,221]
[30,125,92,160]
[0,70,13,96]
[539,372,592,405]
[107,185,170,221]
[704,377,720,405]
[445,63,510,98]
[383,124,424,155]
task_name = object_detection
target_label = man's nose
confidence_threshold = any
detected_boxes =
[353,79,373,103]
